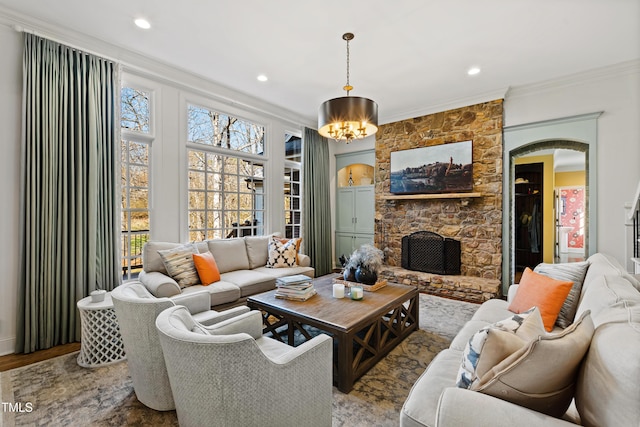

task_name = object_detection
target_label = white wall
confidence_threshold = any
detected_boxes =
[505,61,640,267]
[0,23,23,355]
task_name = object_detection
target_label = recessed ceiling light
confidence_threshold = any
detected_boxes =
[134,18,151,30]
[257,74,268,82]
[467,66,481,76]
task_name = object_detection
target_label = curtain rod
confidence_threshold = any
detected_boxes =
[14,24,120,64]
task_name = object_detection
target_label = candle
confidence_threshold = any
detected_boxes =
[351,285,364,300]
[333,283,345,298]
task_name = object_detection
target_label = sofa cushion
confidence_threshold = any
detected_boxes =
[584,252,640,292]
[469,298,512,324]
[456,308,544,389]
[207,238,250,273]
[575,319,640,427]
[472,310,594,418]
[508,267,573,331]
[576,274,640,327]
[252,266,314,279]
[158,244,201,288]
[180,282,241,306]
[450,320,493,352]
[244,235,271,269]
[400,348,462,427]
[266,236,298,268]
[142,241,184,274]
[220,270,276,297]
[192,251,221,285]
[534,261,589,328]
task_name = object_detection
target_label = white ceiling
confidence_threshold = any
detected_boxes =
[1,0,639,125]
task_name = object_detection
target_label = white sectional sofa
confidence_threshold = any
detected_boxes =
[401,253,640,427]
[139,235,314,309]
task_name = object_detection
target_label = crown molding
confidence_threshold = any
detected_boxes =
[506,59,640,99]
[379,87,509,125]
[0,6,314,129]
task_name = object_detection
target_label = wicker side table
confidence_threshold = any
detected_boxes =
[76,293,126,368]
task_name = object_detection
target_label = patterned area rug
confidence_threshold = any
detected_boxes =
[0,294,478,427]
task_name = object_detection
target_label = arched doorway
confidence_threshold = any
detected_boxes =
[502,112,600,293]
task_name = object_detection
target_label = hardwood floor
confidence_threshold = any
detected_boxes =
[0,342,81,372]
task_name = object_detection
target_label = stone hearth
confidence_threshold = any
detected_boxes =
[380,265,501,303]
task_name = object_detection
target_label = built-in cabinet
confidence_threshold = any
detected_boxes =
[336,186,375,263]
[335,150,375,266]
[336,186,375,234]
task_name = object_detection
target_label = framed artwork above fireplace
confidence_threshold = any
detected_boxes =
[390,140,473,194]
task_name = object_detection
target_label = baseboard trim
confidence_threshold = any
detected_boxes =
[0,337,16,356]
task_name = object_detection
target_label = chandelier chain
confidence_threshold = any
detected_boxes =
[345,36,350,95]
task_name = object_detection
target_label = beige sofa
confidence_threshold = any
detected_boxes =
[401,253,640,427]
[139,235,314,309]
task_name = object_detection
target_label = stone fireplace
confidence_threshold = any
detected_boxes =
[374,100,504,302]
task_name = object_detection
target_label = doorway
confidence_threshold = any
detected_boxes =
[502,112,600,293]
[514,162,544,277]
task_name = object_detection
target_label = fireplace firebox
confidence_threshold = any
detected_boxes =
[401,231,461,275]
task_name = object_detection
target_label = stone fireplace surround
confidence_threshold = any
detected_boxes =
[373,100,504,302]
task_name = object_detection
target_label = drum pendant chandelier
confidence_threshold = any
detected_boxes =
[318,33,378,143]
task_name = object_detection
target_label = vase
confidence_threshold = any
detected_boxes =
[355,266,377,285]
[343,267,356,282]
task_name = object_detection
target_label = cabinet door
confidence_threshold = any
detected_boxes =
[336,233,355,265]
[354,234,374,250]
[354,186,375,234]
[336,188,356,232]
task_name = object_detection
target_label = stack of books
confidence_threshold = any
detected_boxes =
[275,274,316,301]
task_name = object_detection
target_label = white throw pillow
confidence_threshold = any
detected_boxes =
[266,236,297,268]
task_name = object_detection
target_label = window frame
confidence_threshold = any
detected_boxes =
[120,82,155,280]
[284,132,303,239]
[182,94,270,242]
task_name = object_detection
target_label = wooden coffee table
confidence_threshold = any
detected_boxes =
[247,274,419,393]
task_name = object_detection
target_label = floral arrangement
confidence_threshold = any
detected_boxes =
[344,244,384,273]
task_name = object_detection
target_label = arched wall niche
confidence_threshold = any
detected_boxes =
[502,112,601,293]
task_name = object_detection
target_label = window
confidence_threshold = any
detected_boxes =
[121,87,150,133]
[121,87,151,279]
[187,104,265,241]
[187,104,264,154]
[284,134,302,238]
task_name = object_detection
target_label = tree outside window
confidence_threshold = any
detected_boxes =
[121,87,151,279]
[187,104,265,240]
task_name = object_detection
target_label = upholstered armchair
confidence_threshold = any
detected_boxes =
[111,281,249,411]
[155,305,333,427]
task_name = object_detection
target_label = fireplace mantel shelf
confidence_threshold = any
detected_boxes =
[380,192,482,200]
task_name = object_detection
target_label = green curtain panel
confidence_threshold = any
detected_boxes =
[17,34,120,353]
[302,127,332,277]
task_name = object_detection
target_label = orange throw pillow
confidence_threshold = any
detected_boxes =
[192,252,221,286]
[508,267,573,332]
